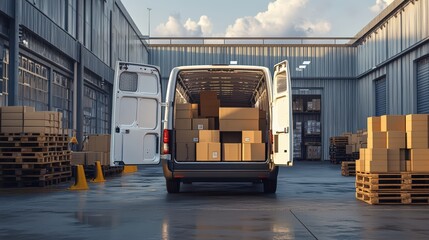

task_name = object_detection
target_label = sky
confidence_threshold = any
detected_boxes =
[121,0,395,37]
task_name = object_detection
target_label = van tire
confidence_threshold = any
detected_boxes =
[263,179,277,193]
[166,179,180,193]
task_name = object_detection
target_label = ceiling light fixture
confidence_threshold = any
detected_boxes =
[303,61,311,65]
[299,65,307,69]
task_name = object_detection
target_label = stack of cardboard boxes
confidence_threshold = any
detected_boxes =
[355,114,429,204]
[0,106,71,187]
[345,130,368,156]
[175,91,266,162]
[71,134,111,166]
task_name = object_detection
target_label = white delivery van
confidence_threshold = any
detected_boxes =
[110,61,293,193]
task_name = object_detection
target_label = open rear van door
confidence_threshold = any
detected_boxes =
[110,62,162,165]
[272,61,293,166]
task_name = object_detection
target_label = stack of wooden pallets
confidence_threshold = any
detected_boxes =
[341,161,356,176]
[329,136,349,164]
[0,106,71,187]
[355,114,429,205]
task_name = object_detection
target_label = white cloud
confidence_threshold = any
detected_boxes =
[154,0,332,37]
[225,0,331,37]
[370,0,395,13]
[154,14,213,37]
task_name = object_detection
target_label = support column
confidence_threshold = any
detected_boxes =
[76,43,84,150]
[8,0,22,106]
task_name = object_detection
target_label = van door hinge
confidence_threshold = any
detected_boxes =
[161,102,168,107]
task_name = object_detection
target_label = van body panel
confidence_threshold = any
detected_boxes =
[110,61,162,165]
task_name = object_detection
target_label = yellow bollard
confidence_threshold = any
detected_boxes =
[122,165,138,174]
[69,165,89,190]
[91,161,106,183]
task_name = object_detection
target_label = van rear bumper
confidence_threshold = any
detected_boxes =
[162,160,278,182]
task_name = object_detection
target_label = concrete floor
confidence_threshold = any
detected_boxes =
[0,161,428,240]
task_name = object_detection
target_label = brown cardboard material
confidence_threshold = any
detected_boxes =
[411,160,429,172]
[222,143,242,161]
[364,148,388,162]
[386,131,406,149]
[410,149,429,161]
[387,149,401,172]
[367,117,381,132]
[200,91,220,117]
[192,118,209,130]
[192,104,199,118]
[346,145,353,154]
[381,115,406,132]
[176,109,193,119]
[208,118,216,130]
[1,113,23,120]
[175,119,192,130]
[406,132,428,149]
[176,103,192,110]
[196,142,221,161]
[1,120,23,127]
[367,132,387,148]
[86,152,104,165]
[242,131,262,143]
[219,107,259,120]
[406,114,428,132]
[175,130,199,143]
[219,120,259,131]
[364,159,388,173]
[24,112,56,120]
[71,152,86,165]
[23,127,52,134]
[176,142,196,161]
[87,134,111,153]
[24,120,55,127]
[199,130,220,142]
[242,143,265,161]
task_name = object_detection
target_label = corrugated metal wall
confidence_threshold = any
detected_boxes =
[355,0,429,129]
[0,0,13,17]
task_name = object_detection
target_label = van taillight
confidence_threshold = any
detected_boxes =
[163,129,170,154]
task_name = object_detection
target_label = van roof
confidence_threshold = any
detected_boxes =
[173,65,270,106]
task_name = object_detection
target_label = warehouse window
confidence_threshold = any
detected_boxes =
[83,84,111,135]
[0,48,8,106]
[417,57,429,113]
[52,71,73,130]
[18,55,49,110]
[374,77,387,116]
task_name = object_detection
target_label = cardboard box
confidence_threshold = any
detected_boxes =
[87,134,111,153]
[24,112,56,120]
[24,120,55,127]
[1,106,35,113]
[381,115,406,132]
[221,132,242,143]
[23,127,52,134]
[367,132,387,148]
[346,145,353,154]
[386,131,406,149]
[219,119,259,131]
[410,149,429,161]
[306,145,321,159]
[176,119,192,130]
[1,113,23,120]
[356,159,362,172]
[208,118,217,130]
[242,131,262,143]
[175,130,199,143]
[406,114,428,132]
[219,107,259,120]
[199,130,220,142]
[192,118,209,130]
[365,148,388,162]
[176,109,193,119]
[364,159,388,173]
[86,152,104,166]
[222,143,241,161]
[71,152,86,166]
[242,143,265,161]
[367,117,381,132]
[406,132,428,149]
[192,104,199,118]
[387,149,401,172]
[200,91,220,117]
[1,119,23,127]
[176,103,192,110]
[176,142,196,161]
[196,142,221,161]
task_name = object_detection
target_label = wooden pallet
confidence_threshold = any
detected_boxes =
[0,175,71,188]
[342,161,356,176]
[356,188,429,205]
[356,172,429,191]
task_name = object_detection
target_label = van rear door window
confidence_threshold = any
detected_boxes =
[119,72,138,92]
[276,74,287,93]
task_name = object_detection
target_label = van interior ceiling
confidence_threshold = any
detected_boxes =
[174,68,269,111]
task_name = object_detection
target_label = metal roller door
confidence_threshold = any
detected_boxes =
[417,57,429,113]
[375,78,387,116]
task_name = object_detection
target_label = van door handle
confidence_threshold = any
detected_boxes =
[115,127,120,133]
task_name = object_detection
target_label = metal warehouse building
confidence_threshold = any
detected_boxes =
[0,0,428,160]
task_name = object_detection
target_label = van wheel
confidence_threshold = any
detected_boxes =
[263,179,277,193]
[166,179,180,193]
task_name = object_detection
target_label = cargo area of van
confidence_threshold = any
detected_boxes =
[170,67,271,163]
